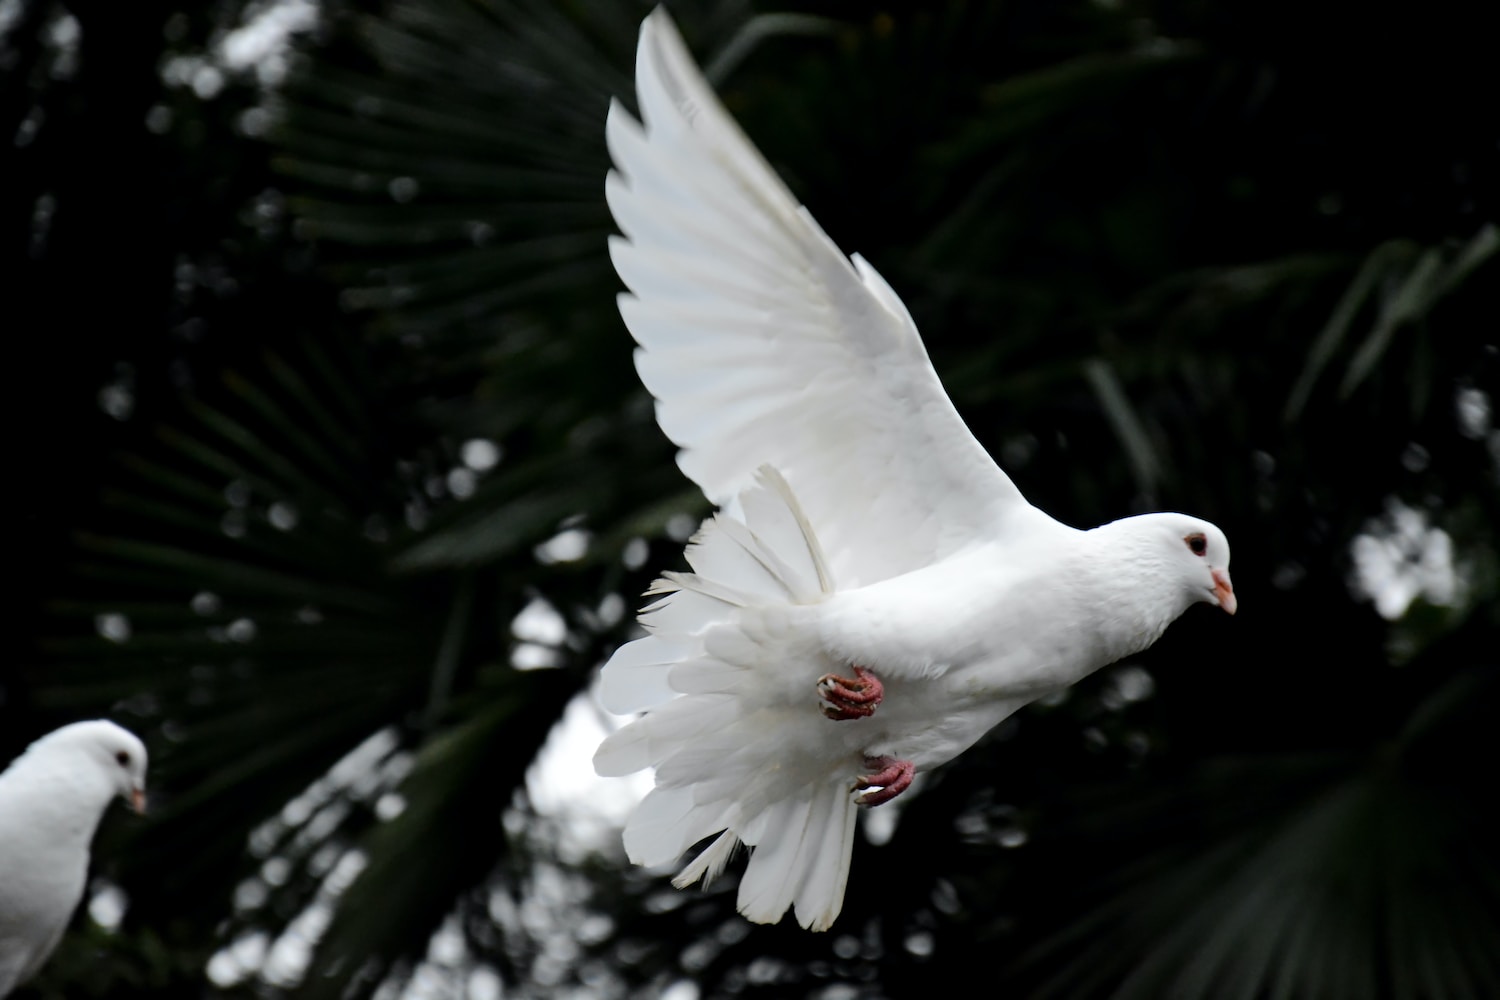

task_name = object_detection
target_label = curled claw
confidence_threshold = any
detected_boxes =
[817,665,884,720]
[856,755,915,806]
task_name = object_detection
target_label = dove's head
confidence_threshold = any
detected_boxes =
[40,720,150,815]
[1142,513,1235,615]
[1095,512,1236,618]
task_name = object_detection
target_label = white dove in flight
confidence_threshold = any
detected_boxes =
[0,720,148,997]
[593,9,1236,932]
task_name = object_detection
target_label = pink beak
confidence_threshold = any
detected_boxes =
[1212,568,1237,615]
[130,787,148,815]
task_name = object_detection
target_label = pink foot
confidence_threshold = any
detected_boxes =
[817,665,884,720]
[856,755,915,806]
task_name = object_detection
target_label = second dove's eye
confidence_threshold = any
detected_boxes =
[1186,534,1207,556]
[115,750,130,766]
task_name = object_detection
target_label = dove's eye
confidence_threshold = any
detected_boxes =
[1185,534,1207,557]
[115,750,131,767]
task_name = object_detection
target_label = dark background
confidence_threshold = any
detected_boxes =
[6,0,1497,997]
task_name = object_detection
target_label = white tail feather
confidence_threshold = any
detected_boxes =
[593,465,860,930]
[671,829,740,889]
[597,635,696,714]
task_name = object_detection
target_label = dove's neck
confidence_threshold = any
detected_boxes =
[0,746,118,854]
[1080,518,1198,663]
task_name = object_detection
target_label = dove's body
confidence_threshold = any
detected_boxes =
[724,531,1106,762]
[595,9,1234,931]
[819,524,1190,763]
[0,721,148,997]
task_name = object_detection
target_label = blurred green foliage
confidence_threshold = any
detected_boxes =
[6,0,1496,997]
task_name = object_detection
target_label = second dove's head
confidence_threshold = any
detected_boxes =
[50,720,150,814]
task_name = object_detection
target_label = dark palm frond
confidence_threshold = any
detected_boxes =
[290,667,578,999]
[273,0,643,340]
[992,657,1500,1000]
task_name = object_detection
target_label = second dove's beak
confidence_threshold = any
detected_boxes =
[1212,568,1237,615]
[130,787,148,815]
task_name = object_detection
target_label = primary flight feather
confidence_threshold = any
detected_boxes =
[594,8,1236,931]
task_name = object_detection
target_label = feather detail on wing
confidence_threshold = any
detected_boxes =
[607,9,1048,587]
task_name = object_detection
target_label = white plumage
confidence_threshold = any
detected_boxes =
[0,720,148,997]
[594,9,1236,931]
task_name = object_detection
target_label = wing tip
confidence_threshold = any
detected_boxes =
[634,5,715,137]
[604,97,635,137]
[640,5,687,64]
[606,232,632,270]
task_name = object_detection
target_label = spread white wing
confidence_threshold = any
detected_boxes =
[607,10,1048,587]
